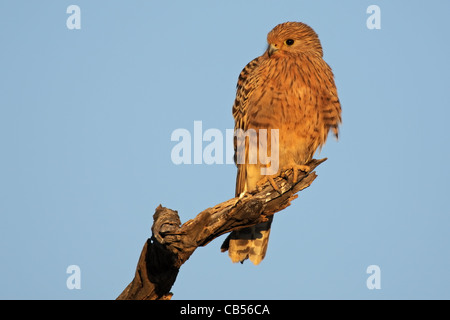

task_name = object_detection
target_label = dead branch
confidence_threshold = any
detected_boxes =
[116,158,326,300]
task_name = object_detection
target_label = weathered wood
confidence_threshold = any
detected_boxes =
[117,158,326,300]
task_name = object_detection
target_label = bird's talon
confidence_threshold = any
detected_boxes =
[280,164,311,184]
[256,175,281,193]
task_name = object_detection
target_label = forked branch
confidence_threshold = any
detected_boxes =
[117,158,326,300]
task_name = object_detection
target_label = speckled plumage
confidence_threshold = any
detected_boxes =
[221,22,342,265]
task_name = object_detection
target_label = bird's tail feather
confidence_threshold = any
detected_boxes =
[221,217,273,265]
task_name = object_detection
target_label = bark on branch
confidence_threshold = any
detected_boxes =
[117,158,326,300]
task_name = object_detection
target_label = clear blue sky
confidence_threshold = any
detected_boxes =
[1,1,450,299]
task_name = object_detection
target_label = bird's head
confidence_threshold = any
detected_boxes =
[266,22,323,58]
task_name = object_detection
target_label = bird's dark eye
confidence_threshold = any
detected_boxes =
[285,39,295,46]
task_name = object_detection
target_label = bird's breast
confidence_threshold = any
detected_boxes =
[247,58,320,129]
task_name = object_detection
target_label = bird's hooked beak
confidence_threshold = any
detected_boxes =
[267,43,278,57]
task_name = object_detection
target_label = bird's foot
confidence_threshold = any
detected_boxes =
[282,164,311,183]
[256,174,281,193]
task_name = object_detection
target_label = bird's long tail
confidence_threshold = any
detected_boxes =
[221,216,273,265]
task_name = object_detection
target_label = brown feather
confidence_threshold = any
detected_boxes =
[222,22,341,265]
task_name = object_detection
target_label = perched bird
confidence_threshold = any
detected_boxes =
[221,22,342,265]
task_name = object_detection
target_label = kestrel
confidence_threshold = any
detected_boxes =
[221,22,342,265]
